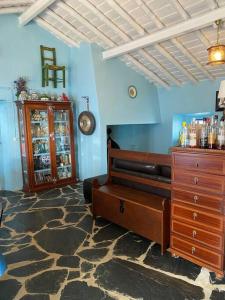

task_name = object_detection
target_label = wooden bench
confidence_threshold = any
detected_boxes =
[92,145,171,254]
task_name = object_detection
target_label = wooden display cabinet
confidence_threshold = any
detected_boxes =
[16,100,76,192]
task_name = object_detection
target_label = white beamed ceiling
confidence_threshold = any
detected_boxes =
[2,0,225,87]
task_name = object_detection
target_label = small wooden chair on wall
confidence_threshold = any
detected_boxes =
[40,45,65,88]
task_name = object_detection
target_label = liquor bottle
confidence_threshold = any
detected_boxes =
[200,118,208,148]
[179,121,188,147]
[217,117,225,150]
[208,116,216,149]
[189,118,197,148]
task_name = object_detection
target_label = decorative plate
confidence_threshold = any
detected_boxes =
[128,85,137,98]
[78,111,96,135]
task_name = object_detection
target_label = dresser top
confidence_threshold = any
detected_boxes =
[171,146,225,155]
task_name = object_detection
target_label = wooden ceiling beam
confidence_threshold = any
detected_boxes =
[102,6,225,60]
[0,0,32,6]
[19,0,58,26]
[0,6,26,14]
[35,17,78,47]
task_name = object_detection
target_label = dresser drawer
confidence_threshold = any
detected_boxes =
[172,188,223,213]
[171,235,222,269]
[173,153,225,175]
[172,203,223,232]
[173,170,225,194]
[171,220,222,250]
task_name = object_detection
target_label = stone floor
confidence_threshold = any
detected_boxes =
[0,183,224,300]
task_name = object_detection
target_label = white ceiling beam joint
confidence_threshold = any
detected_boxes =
[0,0,32,7]
[35,17,78,47]
[102,6,225,60]
[106,0,145,36]
[19,0,58,26]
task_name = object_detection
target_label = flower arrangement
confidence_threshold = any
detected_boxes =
[14,77,28,98]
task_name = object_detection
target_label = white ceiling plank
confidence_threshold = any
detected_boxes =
[79,0,176,85]
[169,0,214,79]
[0,6,26,14]
[57,1,115,47]
[102,6,225,60]
[106,0,145,36]
[138,49,181,85]
[0,0,32,7]
[35,17,78,47]
[124,55,170,89]
[154,44,198,83]
[44,9,89,42]
[19,0,58,26]
[58,0,170,87]
[172,38,214,79]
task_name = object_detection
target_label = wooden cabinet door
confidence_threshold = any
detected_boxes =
[25,103,54,189]
[51,104,76,184]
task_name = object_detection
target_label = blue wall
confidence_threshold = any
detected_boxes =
[0,14,71,190]
[70,43,160,180]
[149,79,224,153]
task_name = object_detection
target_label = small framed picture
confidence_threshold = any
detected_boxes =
[216,90,225,111]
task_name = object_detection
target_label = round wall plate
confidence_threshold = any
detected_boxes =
[128,85,137,98]
[78,111,96,135]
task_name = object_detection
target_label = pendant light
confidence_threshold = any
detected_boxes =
[207,20,225,65]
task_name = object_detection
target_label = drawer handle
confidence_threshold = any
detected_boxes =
[120,200,125,214]
[193,195,199,203]
[193,212,198,220]
[196,162,199,168]
[191,246,196,255]
[192,230,197,238]
[194,177,199,184]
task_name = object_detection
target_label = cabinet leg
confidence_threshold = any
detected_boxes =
[171,252,179,258]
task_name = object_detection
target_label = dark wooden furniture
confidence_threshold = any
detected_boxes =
[16,100,76,192]
[170,147,225,278]
[92,146,171,254]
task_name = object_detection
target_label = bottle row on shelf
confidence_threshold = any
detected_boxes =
[179,115,225,150]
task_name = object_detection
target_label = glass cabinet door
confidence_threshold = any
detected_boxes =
[30,109,52,185]
[54,109,72,180]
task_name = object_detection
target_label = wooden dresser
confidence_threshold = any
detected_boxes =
[170,147,225,278]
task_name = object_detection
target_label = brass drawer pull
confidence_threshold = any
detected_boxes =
[192,230,197,238]
[194,177,199,184]
[191,246,196,254]
[193,195,199,203]
[193,212,198,220]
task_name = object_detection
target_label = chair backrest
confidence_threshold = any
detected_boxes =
[40,45,57,67]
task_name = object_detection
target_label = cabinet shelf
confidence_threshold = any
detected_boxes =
[34,168,51,173]
[57,164,71,169]
[31,120,48,124]
[32,136,49,141]
[33,152,50,157]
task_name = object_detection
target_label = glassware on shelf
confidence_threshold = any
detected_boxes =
[54,109,72,179]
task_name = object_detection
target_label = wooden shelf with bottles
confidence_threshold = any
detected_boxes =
[16,100,76,192]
